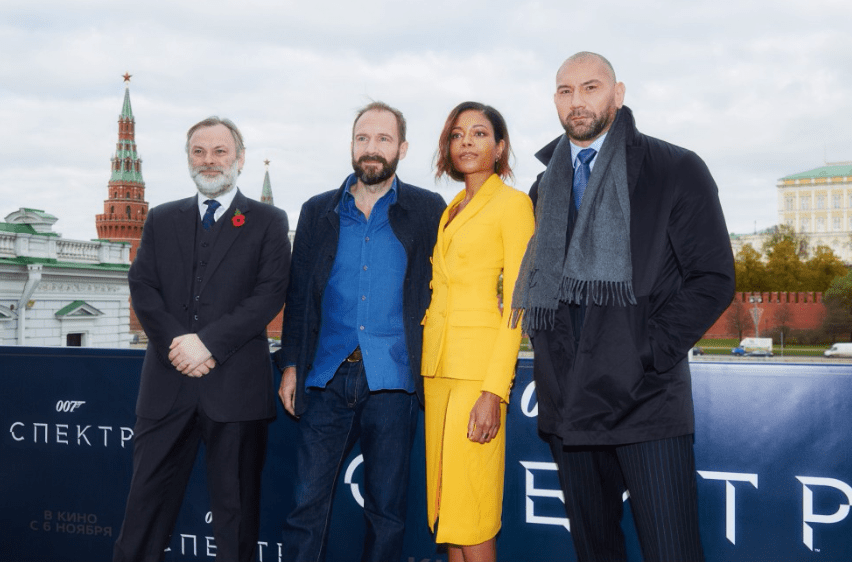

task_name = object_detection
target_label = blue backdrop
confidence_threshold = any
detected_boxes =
[1,346,851,561]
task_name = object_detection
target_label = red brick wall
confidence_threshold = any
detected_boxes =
[704,292,825,339]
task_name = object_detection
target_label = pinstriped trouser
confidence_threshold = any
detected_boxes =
[549,434,705,562]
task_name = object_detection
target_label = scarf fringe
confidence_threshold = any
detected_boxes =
[516,306,558,332]
[559,277,637,307]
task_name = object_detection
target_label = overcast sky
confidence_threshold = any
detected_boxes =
[2,0,850,242]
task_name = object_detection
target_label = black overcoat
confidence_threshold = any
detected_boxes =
[529,107,735,446]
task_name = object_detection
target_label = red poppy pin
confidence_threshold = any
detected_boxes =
[232,209,245,227]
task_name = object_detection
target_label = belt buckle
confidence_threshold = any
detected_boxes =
[346,347,362,362]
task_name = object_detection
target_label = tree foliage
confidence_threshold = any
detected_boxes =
[822,270,852,342]
[763,223,809,259]
[804,245,848,292]
[734,227,847,293]
[726,297,749,341]
[734,244,768,292]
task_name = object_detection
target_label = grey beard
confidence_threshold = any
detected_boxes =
[190,160,239,198]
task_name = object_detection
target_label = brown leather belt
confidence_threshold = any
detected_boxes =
[346,347,362,362]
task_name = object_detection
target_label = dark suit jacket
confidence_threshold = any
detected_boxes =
[274,178,445,416]
[129,189,291,422]
[529,107,735,446]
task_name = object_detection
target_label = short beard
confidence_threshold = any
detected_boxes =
[189,159,240,198]
[562,105,616,143]
[352,153,399,186]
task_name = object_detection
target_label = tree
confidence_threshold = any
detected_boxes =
[822,270,852,342]
[773,302,793,345]
[765,238,805,292]
[734,243,769,292]
[763,224,809,259]
[803,245,848,292]
[726,297,749,341]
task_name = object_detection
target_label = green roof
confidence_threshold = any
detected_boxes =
[781,163,852,181]
[55,300,103,317]
[0,223,39,235]
[0,256,129,271]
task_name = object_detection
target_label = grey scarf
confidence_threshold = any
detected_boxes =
[511,107,635,331]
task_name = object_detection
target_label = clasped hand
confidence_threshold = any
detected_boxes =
[168,334,216,377]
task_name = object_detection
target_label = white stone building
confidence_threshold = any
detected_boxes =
[729,162,852,263]
[777,162,852,262]
[0,208,132,348]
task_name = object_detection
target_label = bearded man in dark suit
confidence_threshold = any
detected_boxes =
[114,116,291,562]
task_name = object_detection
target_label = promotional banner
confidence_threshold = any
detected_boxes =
[1,347,851,561]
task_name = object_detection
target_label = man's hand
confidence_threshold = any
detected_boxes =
[168,334,213,376]
[278,367,298,417]
[186,357,217,378]
[468,391,502,444]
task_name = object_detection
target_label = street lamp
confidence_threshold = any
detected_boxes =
[749,295,763,337]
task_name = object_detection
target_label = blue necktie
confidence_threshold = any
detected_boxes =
[202,199,221,230]
[573,148,597,209]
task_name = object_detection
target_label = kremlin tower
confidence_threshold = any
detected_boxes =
[95,73,149,333]
[96,73,148,263]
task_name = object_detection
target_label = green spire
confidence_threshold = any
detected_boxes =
[261,160,274,205]
[120,86,133,119]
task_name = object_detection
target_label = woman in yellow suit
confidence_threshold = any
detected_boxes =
[422,101,534,562]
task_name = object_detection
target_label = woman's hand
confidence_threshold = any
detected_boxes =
[467,391,502,444]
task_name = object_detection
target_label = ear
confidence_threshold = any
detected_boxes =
[614,82,626,109]
[397,140,409,161]
[496,139,506,160]
[237,150,246,172]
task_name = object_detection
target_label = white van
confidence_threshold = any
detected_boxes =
[824,343,852,357]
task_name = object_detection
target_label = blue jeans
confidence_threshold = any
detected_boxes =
[281,359,418,562]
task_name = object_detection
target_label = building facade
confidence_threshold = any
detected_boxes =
[1,208,131,348]
[776,162,852,262]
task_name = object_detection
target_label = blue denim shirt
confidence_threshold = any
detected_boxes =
[306,174,413,392]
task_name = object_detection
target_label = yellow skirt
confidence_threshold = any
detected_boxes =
[424,376,507,545]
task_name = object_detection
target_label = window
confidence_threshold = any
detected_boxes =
[816,195,826,210]
[833,217,841,231]
[785,197,794,211]
[833,194,841,209]
[66,333,83,347]
[802,218,810,232]
[801,196,810,210]
[126,206,131,218]
[816,218,825,232]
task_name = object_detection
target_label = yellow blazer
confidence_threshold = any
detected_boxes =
[421,174,535,402]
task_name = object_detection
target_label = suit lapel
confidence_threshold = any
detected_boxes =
[441,174,501,253]
[174,196,199,290]
[199,189,249,294]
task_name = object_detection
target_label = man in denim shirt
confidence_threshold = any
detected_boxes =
[275,101,445,562]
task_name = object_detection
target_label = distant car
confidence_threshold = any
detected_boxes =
[745,349,773,357]
[731,347,745,356]
[691,347,705,356]
[268,339,282,350]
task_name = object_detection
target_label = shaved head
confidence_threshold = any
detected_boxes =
[557,52,617,84]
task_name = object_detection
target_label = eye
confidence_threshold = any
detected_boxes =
[475,131,487,137]
[450,132,462,139]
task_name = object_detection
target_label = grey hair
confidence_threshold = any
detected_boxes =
[185,116,245,155]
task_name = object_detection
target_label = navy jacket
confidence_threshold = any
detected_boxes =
[529,107,735,445]
[275,178,445,416]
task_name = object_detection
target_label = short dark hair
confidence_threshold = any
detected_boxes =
[435,101,513,182]
[185,116,245,155]
[353,101,407,143]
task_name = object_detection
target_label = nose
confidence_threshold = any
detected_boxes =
[569,91,585,110]
[461,131,474,146]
